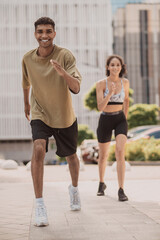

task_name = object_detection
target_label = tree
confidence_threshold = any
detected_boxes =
[84,83,134,111]
[84,84,98,111]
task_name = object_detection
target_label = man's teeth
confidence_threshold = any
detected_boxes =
[42,40,48,42]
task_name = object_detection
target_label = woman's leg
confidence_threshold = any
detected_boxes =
[97,142,110,196]
[115,134,127,188]
[98,142,111,183]
[96,113,112,195]
[115,134,128,201]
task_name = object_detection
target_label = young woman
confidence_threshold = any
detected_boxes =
[96,55,129,201]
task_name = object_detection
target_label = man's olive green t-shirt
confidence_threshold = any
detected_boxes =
[22,45,82,128]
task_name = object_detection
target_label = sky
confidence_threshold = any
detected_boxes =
[111,0,142,12]
[111,0,160,13]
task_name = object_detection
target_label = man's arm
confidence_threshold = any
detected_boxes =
[22,58,31,121]
[50,59,80,94]
[23,87,30,121]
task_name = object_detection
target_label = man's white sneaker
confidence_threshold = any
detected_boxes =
[68,184,81,211]
[35,204,49,227]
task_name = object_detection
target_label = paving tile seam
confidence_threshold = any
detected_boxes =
[128,202,160,226]
[28,203,34,240]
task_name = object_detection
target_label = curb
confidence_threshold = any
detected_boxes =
[107,161,160,166]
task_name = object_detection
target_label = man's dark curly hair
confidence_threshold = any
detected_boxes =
[34,17,55,30]
[106,55,127,77]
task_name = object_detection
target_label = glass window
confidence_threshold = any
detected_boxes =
[149,131,160,139]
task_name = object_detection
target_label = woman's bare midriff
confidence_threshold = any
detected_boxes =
[103,105,123,113]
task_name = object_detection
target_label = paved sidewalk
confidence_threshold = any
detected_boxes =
[0,183,32,240]
[0,165,160,240]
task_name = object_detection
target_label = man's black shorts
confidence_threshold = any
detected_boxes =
[30,119,78,157]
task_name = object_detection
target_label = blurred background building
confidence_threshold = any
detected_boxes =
[113,2,160,104]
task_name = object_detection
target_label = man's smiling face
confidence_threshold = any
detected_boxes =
[34,24,56,48]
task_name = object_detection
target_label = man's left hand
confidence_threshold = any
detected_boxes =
[50,59,65,77]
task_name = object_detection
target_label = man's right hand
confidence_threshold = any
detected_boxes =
[24,103,30,121]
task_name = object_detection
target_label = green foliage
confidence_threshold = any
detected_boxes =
[129,88,134,106]
[108,144,116,162]
[145,148,160,161]
[127,104,159,129]
[143,139,160,161]
[125,138,160,161]
[78,124,95,145]
[56,156,66,163]
[84,83,134,111]
[125,141,145,161]
[84,84,98,111]
[107,138,160,162]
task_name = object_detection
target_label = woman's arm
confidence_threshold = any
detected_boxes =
[96,80,115,111]
[123,79,129,118]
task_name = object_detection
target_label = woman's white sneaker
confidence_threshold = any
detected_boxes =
[35,204,49,227]
[68,184,81,211]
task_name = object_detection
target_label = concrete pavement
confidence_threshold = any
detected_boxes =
[0,165,160,240]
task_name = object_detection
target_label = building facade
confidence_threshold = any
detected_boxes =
[0,0,112,141]
[113,3,160,105]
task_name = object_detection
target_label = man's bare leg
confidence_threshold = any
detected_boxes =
[66,153,79,187]
[66,153,81,211]
[31,139,49,226]
[31,139,46,198]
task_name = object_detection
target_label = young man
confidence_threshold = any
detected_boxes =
[22,17,82,227]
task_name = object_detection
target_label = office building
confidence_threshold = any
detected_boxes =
[113,2,160,104]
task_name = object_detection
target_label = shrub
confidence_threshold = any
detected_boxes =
[146,149,160,161]
[78,124,95,145]
[56,156,66,164]
[107,138,160,162]
[127,104,159,129]
[106,138,160,162]
[108,144,116,162]
[125,142,145,161]
[144,140,160,161]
